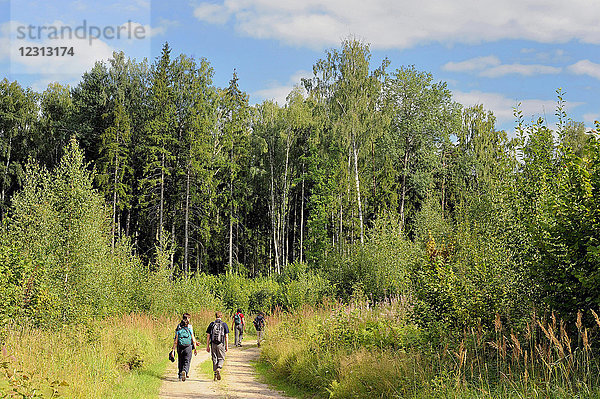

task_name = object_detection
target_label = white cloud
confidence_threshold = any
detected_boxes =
[453,90,581,125]
[480,64,562,77]
[121,20,175,39]
[1,19,154,79]
[150,19,179,37]
[194,3,231,25]
[10,37,115,76]
[568,60,600,80]
[444,55,562,77]
[253,70,311,105]
[6,19,115,77]
[192,0,600,49]
[443,56,500,72]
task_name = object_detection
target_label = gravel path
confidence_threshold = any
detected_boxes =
[159,342,287,399]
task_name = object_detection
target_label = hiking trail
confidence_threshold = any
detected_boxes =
[159,343,287,399]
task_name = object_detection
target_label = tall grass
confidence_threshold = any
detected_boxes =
[260,300,600,398]
[0,312,215,398]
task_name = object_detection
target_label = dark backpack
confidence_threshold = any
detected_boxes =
[253,316,264,331]
[211,321,225,344]
[234,313,241,325]
[177,326,192,347]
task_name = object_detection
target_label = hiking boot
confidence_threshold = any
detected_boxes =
[257,342,261,347]
[215,369,221,380]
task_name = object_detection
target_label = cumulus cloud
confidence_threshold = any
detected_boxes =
[121,20,177,38]
[443,56,500,72]
[480,64,562,77]
[10,36,115,76]
[194,3,231,25]
[150,18,179,37]
[443,55,562,77]
[253,70,311,105]
[192,0,600,49]
[453,90,581,125]
[568,60,600,80]
[5,20,115,77]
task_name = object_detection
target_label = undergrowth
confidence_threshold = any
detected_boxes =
[260,299,600,399]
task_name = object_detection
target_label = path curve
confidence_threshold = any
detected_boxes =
[159,343,287,399]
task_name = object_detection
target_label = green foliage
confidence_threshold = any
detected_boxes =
[262,303,600,399]
[0,79,38,219]
[218,272,252,311]
[324,216,417,300]
[413,219,528,340]
[0,348,68,398]
[534,132,600,313]
[248,277,281,313]
[3,139,144,326]
[261,300,424,397]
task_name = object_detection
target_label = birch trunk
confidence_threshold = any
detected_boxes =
[184,164,190,275]
[352,139,364,244]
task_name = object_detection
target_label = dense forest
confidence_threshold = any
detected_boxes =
[1,39,599,323]
[2,38,600,397]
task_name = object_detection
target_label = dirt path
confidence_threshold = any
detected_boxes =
[159,343,287,399]
[159,350,218,399]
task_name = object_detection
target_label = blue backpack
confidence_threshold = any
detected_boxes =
[177,327,192,347]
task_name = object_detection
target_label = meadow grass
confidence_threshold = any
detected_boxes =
[199,358,214,379]
[0,311,216,398]
[259,300,600,399]
[253,359,322,399]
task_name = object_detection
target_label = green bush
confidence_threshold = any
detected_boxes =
[248,277,281,312]
[4,139,147,326]
[218,272,251,311]
[323,217,418,301]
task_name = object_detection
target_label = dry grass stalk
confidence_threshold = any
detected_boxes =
[495,313,502,333]
[511,332,522,359]
[591,309,600,329]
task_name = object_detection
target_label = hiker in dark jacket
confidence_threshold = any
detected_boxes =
[206,311,229,381]
[253,311,265,347]
[172,316,197,381]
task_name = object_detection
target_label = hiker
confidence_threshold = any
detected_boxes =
[174,313,199,359]
[174,313,196,345]
[206,311,229,381]
[233,308,245,347]
[253,311,265,347]
[172,315,198,381]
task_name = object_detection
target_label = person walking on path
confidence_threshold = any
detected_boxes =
[172,315,198,381]
[233,308,245,347]
[253,312,265,347]
[174,313,198,352]
[206,311,229,381]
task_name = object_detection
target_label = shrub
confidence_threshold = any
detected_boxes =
[4,139,147,326]
[323,217,418,301]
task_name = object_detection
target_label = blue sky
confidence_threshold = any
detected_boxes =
[1,0,599,133]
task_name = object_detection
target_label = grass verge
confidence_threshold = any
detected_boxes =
[1,311,216,398]
[252,359,323,399]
